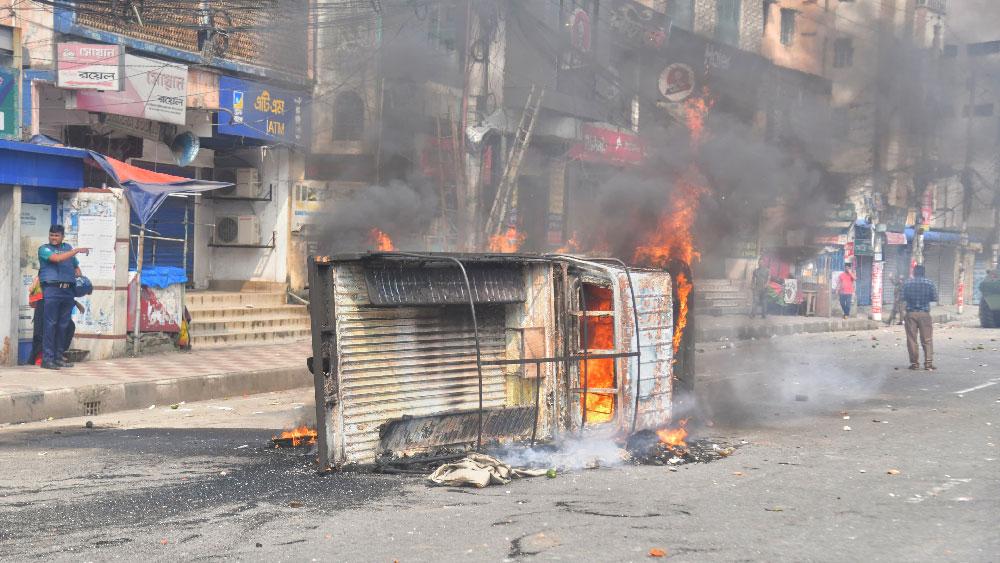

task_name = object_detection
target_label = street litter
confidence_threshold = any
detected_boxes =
[649,548,667,557]
[427,453,548,488]
[843,426,852,431]
[887,469,901,475]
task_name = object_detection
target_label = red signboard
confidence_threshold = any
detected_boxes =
[568,124,645,166]
[884,232,907,245]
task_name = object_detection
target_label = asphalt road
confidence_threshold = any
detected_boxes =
[0,320,997,562]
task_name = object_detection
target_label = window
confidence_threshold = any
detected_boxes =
[427,4,457,52]
[667,0,695,30]
[715,0,741,45]
[333,91,365,141]
[834,37,854,68]
[780,8,795,46]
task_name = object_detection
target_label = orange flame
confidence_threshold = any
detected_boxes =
[673,273,692,354]
[632,93,713,269]
[369,228,395,251]
[656,418,689,449]
[488,226,526,253]
[273,425,318,447]
[580,285,615,423]
[555,231,582,254]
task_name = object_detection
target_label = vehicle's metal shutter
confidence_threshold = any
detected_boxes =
[334,264,507,464]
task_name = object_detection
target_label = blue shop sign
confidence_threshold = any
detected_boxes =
[218,76,309,146]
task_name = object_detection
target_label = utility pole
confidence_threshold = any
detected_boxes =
[460,1,488,250]
[958,62,977,313]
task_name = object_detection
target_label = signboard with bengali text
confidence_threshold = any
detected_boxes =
[70,54,187,125]
[218,75,308,146]
[56,42,122,91]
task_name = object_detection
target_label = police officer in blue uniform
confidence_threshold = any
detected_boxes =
[38,225,89,370]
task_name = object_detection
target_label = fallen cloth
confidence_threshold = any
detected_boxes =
[427,453,548,488]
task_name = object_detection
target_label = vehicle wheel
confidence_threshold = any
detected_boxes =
[982,302,996,328]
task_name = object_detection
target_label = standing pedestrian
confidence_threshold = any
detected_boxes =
[749,258,771,319]
[37,225,89,370]
[885,274,905,326]
[27,276,85,365]
[837,265,856,319]
[902,265,938,371]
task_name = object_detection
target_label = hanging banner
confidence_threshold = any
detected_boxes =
[56,42,122,91]
[70,54,188,125]
[921,189,934,229]
[871,261,884,320]
[568,123,645,165]
[0,66,17,138]
[18,204,51,340]
[884,232,907,245]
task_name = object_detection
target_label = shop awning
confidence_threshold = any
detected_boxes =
[904,227,962,243]
[85,151,230,224]
[811,221,852,246]
[5,139,231,222]
[0,139,86,188]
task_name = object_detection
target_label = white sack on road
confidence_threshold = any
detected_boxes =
[427,453,547,488]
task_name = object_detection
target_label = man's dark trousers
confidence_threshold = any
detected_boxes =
[42,285,74,365]
[839,294,852,316]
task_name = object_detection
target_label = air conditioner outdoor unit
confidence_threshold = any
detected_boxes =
[213,167,261,199]
[215,215,260,246]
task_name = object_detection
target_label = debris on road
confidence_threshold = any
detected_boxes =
[887,469,901,475]
[843,426,852,431]
[649,547,667,557]
[427,453,548,488]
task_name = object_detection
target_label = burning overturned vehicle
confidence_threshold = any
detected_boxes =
[305,252,696,470]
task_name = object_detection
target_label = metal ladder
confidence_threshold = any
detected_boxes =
[425,109,463,250]
[485,85,545,240]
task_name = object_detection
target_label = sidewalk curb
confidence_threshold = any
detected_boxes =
[0,366,311,425]
[693,312,955,344]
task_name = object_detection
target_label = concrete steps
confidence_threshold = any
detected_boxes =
[696,278,752,316]
[186,290,309,349]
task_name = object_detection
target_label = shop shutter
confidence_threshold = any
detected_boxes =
[128,196,194,279]
[856,256,873,306]
[922,245,955,306]
[881,246,910,306]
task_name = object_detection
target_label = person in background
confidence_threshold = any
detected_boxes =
[37,225,89,370]
[885,274,905,326]
[837,265,856,319]
[749,258,771,319]
[27,276,84,365]
[902,265,938,371]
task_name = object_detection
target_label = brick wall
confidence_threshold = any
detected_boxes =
[739,0,764,53]
[693,0,716,36]
[691,0,764,53]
